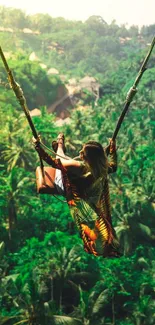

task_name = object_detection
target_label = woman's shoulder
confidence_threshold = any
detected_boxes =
[62,159,86,177]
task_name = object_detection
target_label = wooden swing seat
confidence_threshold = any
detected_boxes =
[36,166,60,195]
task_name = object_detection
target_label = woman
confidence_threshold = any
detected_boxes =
[33,133,120,258]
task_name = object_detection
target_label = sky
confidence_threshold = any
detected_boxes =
[0,0,155,27]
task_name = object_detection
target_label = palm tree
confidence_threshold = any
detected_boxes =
[0,167,32,238]
[1,129,34,172]
[0,262,83,325]
[49,245,87,313]
[69,285,111,325]
[114,213,133,255]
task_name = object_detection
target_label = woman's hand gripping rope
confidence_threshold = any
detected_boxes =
[32,135,41,149]
[105,138,117,155]
[109,138,116,153]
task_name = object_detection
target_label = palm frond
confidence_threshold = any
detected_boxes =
[0,316,19,325]
[0,242,5,258]
[92,289,110,315]
[48,315,82,325]
[138,223,152,239]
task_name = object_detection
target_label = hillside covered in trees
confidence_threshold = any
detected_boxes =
[0,6,155,325]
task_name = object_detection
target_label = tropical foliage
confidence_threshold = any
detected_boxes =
[0,6,155,325]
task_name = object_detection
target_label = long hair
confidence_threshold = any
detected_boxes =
[83,141,108,180]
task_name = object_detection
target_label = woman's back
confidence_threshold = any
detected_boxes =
[68,162,105,207]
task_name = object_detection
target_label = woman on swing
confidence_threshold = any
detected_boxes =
[33,133,120,258]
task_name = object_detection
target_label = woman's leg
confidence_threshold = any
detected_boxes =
[54,133,68,196]
[56,142,65,159]
[56,133,71,162]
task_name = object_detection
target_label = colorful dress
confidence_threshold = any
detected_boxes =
[35,144,120,258]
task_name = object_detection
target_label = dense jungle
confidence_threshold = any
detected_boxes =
[0,6,155,325]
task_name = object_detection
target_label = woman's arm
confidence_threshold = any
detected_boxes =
[108,139,117,174]
[34,142,60,168]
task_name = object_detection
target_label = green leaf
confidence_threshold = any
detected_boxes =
[0,317,18,325]
[138,223,152,239]
[47,315,82,325]
[0,242,5,258]
[92,289,110,315]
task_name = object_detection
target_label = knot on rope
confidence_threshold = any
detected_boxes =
[126,87,137,103]
[8,72,26,106]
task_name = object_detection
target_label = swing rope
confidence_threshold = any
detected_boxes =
[0,36,155,160]
[112,36,155,141]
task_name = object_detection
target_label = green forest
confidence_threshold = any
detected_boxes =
[0,6,155,325]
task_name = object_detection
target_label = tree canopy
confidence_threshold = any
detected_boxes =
[0,6,155,325]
